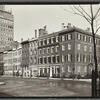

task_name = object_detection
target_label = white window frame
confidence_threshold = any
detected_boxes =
[62,35,65,41]
[68,44,71,50]
[51,46,54,53]
[51,37,54,43]
[47,38,49,44]
[62,45,65,51]
[77,53,81,62]
[51,55,54,63]
[56,45,59,52]
[77,34,81,40]
[56,55,59,63]
[68,34,71,40]
[47,47,49,53]
[89,37,92,43]
[68,54,71,62]
[39,49,41,55]
[84,45,87,51]
[68,66,71,72]
[56,36,59,42]
[62,55,64,62]
[84,36,87,42]
[77,44,80,50]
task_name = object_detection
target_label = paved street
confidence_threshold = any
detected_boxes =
[0,77,91,97]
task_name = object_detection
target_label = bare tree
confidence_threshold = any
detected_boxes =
[60,4,100,97]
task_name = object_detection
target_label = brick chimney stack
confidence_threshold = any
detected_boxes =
[35,29,37,38]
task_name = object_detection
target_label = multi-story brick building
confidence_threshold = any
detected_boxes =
[29,37,38,77]
[38,23,100,78]
[21,39,30,77]
[3,49,13,76]
[0,5,14,49]
[3,42,22,76]
[38,26,60,78]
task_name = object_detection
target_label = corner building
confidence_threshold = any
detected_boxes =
[38,25,100,78]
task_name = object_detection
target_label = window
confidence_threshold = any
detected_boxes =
[68,44,71,50]
[62,55,65,62]
[89,37,92,43]
[77,66,81,72]
[77,44,80,50]
[68,34,72,40]
[43,39,45,45]
[89,46,92,52]
[68,66,71,72]
[77,34,81,40]
[39,49,41,55]
[56,55,59,63]
[62,45,65,51]
[84,45,87,51]
[56,36,59,42]
[83,54,87,62]
[68,54,72,62]
[89,55,92,63]
[77,53,81,62]
[47,38,49,44]
[51,55,55,63]
[43,48,45,54]
[51,37,54,43]
[84,66,87,73]
[51,46,54,53]
[55,45,59,52]
[47,47,50,53]
[62,35,65,41]
[83,36,87,42]
[48,56,51,63]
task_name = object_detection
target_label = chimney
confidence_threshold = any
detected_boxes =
[44,25,46,31]
[35,29,37,38]
[62,23,65,30]
[21,38,23,42]
[86,27,90,31]
[67,23,71,28]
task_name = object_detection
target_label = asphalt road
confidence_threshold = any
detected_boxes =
[0,77,91,97]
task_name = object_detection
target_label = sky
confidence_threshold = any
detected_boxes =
[5,5,98,42]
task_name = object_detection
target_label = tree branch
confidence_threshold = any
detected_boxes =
[95,26,100,34]
[79,5,92,19]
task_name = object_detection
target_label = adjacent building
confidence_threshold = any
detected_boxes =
[21,39,30,77]
[0,5,14,50]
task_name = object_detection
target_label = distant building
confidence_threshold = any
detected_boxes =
[3,42,22,76]
[21,39,30,77]
[0,5,14,50]
[29,37,38,77]
[0,52,4,75]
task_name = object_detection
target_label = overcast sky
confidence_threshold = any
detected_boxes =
[5,5,95,42]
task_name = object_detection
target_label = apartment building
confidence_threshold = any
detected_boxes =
[3,43,22,76]
[29,37,38,77]
[21,39,30,77]
[38,23,100,78]
[0,5,14,49]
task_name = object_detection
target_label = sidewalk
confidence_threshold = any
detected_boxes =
[1,75,91,82]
